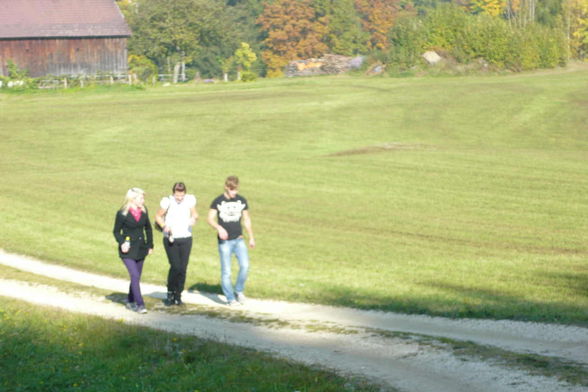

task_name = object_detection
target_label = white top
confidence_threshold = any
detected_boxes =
[160,194,196,238]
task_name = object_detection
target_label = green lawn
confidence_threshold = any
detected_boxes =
[1,69,587,324]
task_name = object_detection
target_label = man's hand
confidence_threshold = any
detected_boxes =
[217,226,229,240]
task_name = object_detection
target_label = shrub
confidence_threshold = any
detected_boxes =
[462,14,512,68]
[424,4,470,53]
[385,4,568,74]
[1,60,37,89]
[128,54,158,82]
[240,70,258,82]
[388,17,428,71]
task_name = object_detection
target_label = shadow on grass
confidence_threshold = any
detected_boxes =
[302,281,587,326]
[420,281,588,325]
[541,270,588,298]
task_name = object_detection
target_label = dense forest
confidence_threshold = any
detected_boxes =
[118,0,588,79]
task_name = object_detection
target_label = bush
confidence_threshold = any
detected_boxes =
[424,4,470,53]
[128,55,158,82]
[240,70,257,82]
[510,29,541,71]
[462,14,512,67]
[1,60,37,90]
[388,17,428,71]
[385,4,568,74]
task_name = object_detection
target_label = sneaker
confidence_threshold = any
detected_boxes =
[125,301,137,311]
[236,292,247,304]
[227,300,241,307]
[136,306,148,314]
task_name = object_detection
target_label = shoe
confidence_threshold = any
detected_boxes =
[125,301,137,311]
[236,292,247,304]
[164,291,174,307]
[136,306,148,314]
[174,292,183,306]
[227,300,241,307]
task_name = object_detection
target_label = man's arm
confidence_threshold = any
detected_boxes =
[207,208,228,240]
[242,210,255,249]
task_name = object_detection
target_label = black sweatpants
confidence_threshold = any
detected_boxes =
[163,237,193,293]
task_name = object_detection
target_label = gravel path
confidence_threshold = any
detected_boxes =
[1,249,587,392]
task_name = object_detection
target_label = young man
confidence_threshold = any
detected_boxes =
[207,176,255,305]
[155,182,198,306]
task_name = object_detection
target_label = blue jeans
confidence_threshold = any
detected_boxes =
[218,238,249,302]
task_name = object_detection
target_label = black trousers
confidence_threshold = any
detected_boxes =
[163,237,193,293]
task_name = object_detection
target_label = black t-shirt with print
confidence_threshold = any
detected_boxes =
[210,194,249,241]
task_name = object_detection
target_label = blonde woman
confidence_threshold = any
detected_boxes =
[113,187,154,314]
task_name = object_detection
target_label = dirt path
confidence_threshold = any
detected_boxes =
[1,249,587,392]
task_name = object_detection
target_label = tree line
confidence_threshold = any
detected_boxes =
[118,0,588,80]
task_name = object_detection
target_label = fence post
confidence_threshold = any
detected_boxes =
[63,78,67,89]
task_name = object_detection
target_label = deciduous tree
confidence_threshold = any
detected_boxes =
[314,0,369,55]
[565,0,588,58]
[123,0,239,78]
[258,0,329,77]
[467,0,507,16]
[354,0,399,50]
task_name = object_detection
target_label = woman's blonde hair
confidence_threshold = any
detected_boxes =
[120,187,146,215]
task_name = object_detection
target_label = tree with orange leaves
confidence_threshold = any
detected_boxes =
[257,0,329,77]
[354,0,399,50]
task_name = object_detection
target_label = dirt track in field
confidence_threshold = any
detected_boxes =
[1,249,586,392]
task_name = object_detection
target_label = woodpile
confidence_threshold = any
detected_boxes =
[285,54,365,77]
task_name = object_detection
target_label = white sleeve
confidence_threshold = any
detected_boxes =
[160,196,171,210]
[185,194,196,208]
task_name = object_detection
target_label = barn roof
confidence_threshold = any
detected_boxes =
[0,0,131,39]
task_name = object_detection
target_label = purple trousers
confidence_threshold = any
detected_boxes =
[122,258,145,306]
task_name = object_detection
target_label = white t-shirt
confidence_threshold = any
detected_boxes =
[160,194,197,238]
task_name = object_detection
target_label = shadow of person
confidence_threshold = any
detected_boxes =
[105,292,127,305]
[187,283,227,305]
[107,291,169,306]
[188,282,221,293]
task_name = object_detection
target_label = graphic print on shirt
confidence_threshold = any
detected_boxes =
[218,200,246,223]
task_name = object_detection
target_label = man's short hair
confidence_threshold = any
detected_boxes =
[225,176,239,190]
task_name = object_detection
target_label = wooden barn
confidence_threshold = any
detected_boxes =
[0,0,131,78]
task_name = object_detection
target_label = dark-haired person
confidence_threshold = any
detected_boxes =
[113,187,154,314]
[155,182,198,306]
[207,176,255,306]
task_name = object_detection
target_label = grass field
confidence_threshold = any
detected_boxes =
[1,68,587,324]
